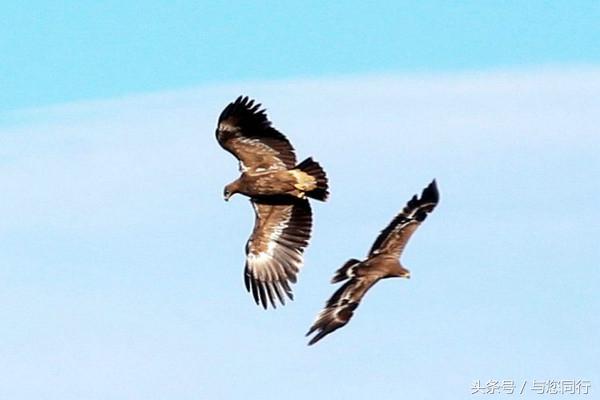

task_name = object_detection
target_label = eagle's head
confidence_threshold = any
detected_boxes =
[399,265,411,279]
[223,179,243,201]
[223,184,236,201]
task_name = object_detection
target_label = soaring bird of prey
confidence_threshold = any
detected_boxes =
[216,96,329,309]
[306,180,439,345]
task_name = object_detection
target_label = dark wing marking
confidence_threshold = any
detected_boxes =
[245,196,312,309]
[368,179,439,258]
[331,258,361,283]
[306,272,378,345]
[216,96,297,172]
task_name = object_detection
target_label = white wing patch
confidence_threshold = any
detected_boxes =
[217,122,240,135]
[247,251,272,264]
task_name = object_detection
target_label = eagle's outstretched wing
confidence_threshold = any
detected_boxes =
[306,271,377,345]
[368,180,439,258]
[216,96,297,172]
[245,196,312,308]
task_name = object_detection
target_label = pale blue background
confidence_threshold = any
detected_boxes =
[1,2,599,399]
[2,1,600,111]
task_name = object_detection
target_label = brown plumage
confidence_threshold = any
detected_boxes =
[217,96,329,201]
[216,96,329,309]
[306,180,439,345]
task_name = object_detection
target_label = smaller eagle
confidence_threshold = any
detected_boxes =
[216,96,329,309]
[306,180,439,345]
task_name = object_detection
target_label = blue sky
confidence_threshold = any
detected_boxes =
[1,3,599,400]
[2,1,599,111]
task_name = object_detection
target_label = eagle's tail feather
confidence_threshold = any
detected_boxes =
[295,157,329,201]
[331,258,361,283]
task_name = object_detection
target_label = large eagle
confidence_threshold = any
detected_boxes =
[306,180,439,345]
[216,96,329,309]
